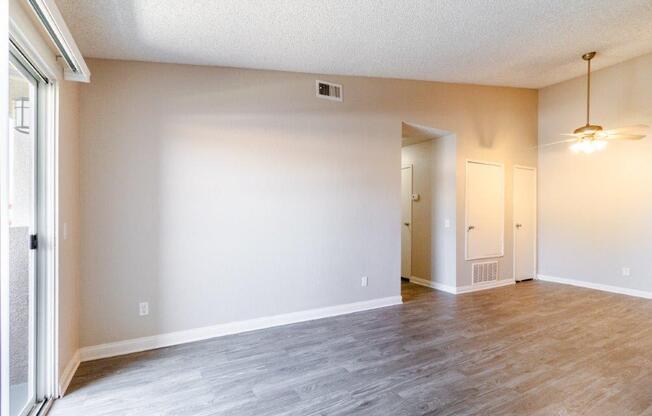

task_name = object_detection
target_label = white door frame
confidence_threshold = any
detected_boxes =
[512,165,537,281]
[464,159,505,261]
[401,164,413,278]
[2,11,61,416]
[8,51,42,416]
[0,5,9,413]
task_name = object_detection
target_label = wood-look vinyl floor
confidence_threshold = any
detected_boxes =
[51,281,652,416]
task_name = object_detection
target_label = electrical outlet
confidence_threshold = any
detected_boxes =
[139,302,149,316]
[361,276,368,287]
[622,267,631,277]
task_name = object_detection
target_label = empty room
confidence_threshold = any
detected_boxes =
[2,0,652,415]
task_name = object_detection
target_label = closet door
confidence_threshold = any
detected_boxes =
[513,166,537,281]
[400,165,413,278]
[465,160,504,260]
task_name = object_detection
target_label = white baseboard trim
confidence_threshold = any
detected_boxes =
[537,274,652,299]
[409,276,514,294]
[79,295,403,362]
[58,349,80,397]
[409,277,457,294]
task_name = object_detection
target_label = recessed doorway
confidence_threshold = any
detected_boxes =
[400,122,457,290]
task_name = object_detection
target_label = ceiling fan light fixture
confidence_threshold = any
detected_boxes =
[570,139,607,154]
[595,140,608,151]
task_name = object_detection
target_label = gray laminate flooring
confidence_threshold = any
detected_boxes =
[50,281,652,415]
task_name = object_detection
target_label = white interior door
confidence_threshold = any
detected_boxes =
[465,161,504,260]
[401,166,412,278]
[513,166,537,281]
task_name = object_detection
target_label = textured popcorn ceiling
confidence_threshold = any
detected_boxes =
[56,0,652,88]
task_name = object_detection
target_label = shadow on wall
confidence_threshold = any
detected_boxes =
[400,122,457,288]
[401,122,452,147]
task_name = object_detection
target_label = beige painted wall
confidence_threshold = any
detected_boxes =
[79,58,537,347]
[454,98,538,286]
[401,135,457,287]
[58,79,81,376]
[539,52,652,291]
[432,136,458,287]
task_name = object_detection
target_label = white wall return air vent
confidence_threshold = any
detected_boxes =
[316,80,342,102]
[472,261,498,285]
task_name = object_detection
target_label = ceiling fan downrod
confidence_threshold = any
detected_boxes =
[573,51,600,136]
[583,52,596,126]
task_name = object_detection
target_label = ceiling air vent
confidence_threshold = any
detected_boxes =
[472,261,498,285]
[316,80,342,102]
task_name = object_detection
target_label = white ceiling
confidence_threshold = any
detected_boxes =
[56,0,652,88]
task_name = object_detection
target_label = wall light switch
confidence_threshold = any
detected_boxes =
[139,302,149,316]
[444,219,451,228]
[622,267,631,277]
[63,222,68,240]
[361,276,368,287]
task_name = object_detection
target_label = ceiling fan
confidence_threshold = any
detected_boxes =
[541,52,648,154]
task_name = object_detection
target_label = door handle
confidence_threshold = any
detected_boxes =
[467,225,475,231]
[404,222,410,226]
[515,223,522,229]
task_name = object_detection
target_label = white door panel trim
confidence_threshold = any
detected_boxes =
[464,159,504,261]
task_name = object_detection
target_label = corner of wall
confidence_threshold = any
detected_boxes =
[57,78,82,387]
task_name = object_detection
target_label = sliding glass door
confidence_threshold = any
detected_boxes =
[7,53,39,416]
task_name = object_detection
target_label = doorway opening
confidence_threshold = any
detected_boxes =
[400,122,457,294]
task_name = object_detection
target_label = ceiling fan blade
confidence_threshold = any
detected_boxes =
[603,134,646,141]
[536,138,577,148]
[560,133,581,137]
[600,125,649,136]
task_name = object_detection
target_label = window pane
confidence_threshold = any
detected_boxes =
[8,59,37,416]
